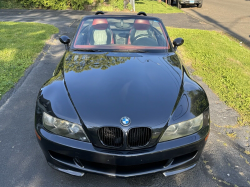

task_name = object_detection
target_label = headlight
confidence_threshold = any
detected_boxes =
[42,112,90,142]
[159,113,203,142]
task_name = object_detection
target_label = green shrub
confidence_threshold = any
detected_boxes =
[126,2,132,11]
[0,0,23,9]
[72,0,94,10]
[116,0,124,10]
[110,0,124,10]
[93,4,114,11]
[17,0,93,10]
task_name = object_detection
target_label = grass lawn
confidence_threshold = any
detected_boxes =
[167,27,250,125]
[135,0,182,13]
[94,0,182,13]
[0,22,58,100]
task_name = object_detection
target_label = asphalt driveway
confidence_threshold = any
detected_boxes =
[0,9,250,187]
[182,0,250,47]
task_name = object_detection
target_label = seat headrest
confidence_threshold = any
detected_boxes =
[134,19,150,30]
[92,19,108,30]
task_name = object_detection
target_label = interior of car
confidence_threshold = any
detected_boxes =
[74,18,168,47]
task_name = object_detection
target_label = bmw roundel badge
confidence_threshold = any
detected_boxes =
[120,116,131,126]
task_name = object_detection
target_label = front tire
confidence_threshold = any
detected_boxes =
[197,3,202,8]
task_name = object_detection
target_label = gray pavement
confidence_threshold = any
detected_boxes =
[182,0,250,47]
[0,9,250,187]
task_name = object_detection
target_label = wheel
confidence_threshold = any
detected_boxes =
[197,3,202,8]
[177,0,182,9]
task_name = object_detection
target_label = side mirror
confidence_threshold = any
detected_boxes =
[59,35,70,50]
[173,38,184,51]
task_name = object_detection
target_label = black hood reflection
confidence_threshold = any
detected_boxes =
[64,53,131,73]
[63,52,182,127]
[163,54,181,68]
[188,89,209,116]
[44,70,63,86]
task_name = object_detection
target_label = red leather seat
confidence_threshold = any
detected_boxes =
[89,19,114,45]
[128,19,151,45]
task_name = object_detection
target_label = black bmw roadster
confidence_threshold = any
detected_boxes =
[35,11,210,177]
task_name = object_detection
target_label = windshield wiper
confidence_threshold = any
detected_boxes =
[73,49,104,52]
[110,49,148,53]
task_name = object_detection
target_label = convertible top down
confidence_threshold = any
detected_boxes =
[35,11,210,177]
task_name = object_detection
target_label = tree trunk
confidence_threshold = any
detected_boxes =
[167,0,172,5]
[124,0,129,9]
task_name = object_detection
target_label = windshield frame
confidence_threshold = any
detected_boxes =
[70,15,174,53]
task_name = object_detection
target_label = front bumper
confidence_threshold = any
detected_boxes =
[36,125,209,177]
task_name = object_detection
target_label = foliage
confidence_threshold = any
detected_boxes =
[0,0,182,12]
[1,0,94,10]
[167,27,250,125]
[93,2,115,11]
[0,0,23,9]
[126,2,132,11]
[96,0,181,12]
[0,22,58,100]
[110,0,124,11]
[71,0,94,10]
[94,0,126,12]
[64,53,131,73]
[135,0,182,14]
[117,0,124,10]
[93,5,114,11]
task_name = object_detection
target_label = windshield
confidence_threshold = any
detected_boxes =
[73,17,170,52]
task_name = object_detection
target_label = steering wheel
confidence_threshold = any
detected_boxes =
[132,34,155,43]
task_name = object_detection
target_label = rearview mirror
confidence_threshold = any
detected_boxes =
[59,35,70,50]
[173,38,184,51]
[59,35,70,44]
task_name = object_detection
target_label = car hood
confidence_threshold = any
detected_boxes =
[63,52,183,127]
